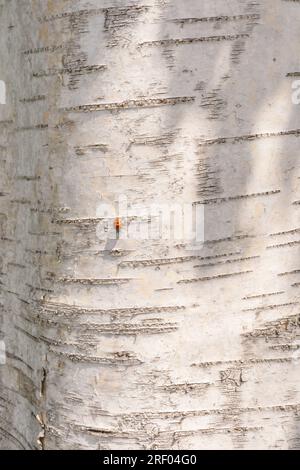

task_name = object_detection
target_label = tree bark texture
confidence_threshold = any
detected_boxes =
[0,0,300,450]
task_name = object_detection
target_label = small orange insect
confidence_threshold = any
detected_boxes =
[114,217,122,238]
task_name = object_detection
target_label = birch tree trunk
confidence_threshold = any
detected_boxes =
[0,0,300,450]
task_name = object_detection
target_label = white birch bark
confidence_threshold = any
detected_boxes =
[0,0,300,450]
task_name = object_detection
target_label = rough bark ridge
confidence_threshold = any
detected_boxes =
[0,0,300,450]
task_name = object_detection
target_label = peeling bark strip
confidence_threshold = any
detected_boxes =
[1,0,300,451]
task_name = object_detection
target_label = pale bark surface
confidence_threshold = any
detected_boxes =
[0,0,300,450]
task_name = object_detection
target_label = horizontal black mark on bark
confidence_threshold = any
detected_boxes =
[267,240,300,249]
[193,255,260,269]
[242,301,298,312]
[15,124,48,132]
[23,45,63,55]
[198,128,300,146]
[192,357,294,368]
[40,301,185,319]
[270,227,300,236]
[51,350,142,366]
[39,9,102,22]
[57,277,131,286]
[19,95,46,103]
[171,14,260,25]
[130,131,177,147]
[270,343,300,352]
[10,199,32,205]
[160,382,211,393]
[112,403,300,420]
[195,190,280,205]
[26,284,54,294]
[7,262,26,269]
[75,144,108,155]
[38,316,179,335]
[119,251,241,268]
[178,270,252,284]
[278,269,300,276]
[204,234,255,245]
[16,175,41,181]
[33,64,106,78]
[62,96,195,113]
[139,34,249,47]
[242,291,285,300]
